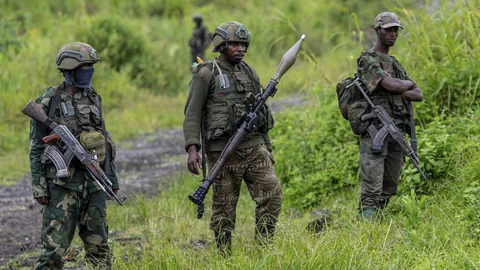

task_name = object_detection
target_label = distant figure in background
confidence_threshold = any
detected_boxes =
[189,14,211,64]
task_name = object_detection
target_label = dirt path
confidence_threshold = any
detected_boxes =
[0,95,306,267]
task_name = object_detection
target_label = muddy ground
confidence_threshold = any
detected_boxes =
[0,95,306,268]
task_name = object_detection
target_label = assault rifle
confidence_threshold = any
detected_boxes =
[22,101,127,205]
[347,78,428,181]
[188,34,306,219]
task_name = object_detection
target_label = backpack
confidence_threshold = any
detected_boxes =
[336,76,371,135]
[336,77,362,120]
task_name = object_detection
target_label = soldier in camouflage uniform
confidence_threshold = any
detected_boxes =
[188,14,212,64]
[356,12,423,218]
[29,42,119,269]
[183,21,282,253]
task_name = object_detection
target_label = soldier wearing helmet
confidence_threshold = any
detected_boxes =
[183,21,282,254]
[188,14,211,64]
[29,42,118,269]
[356,12,423,219]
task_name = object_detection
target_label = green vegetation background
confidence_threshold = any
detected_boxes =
[2,0,480,268]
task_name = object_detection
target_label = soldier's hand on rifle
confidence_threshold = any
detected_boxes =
[187,145,202,175]
[35,196,49,205]
[106,189,118,200]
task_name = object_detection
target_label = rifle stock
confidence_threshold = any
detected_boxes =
[188,34,306,219]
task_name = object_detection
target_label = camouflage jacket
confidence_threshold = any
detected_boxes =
[183,58,273,152]
[29,83,118,198]
[357,48,412,126]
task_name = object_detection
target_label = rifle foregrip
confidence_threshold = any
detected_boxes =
[42,133,60,144]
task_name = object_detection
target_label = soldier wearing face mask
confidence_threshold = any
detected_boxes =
[29,42,118,269]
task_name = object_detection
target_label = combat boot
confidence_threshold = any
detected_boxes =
[378,199,390,210]
[214,231,232,256]
[255,223,275,246]
[360,207,377,221]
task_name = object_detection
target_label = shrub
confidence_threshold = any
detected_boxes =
[272,88,359,209]
[78,15,146,72]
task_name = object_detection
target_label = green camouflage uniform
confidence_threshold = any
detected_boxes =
[183,57,282,240]
[30,83,118,269]
[356,48,412,210]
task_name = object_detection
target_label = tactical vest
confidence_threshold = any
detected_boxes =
[49,83,103,136]
[363,50,411,126]
[46,83,109,166]
[198,60,274,141]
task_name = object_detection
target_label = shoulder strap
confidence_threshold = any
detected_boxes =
[47,83,63,119]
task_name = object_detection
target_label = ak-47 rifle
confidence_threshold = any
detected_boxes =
[22,101,127,205]
[188,34,306,219]
[347,78,428,181]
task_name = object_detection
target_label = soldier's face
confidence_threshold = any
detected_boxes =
[377,26,399,47]
[224,42,246,65]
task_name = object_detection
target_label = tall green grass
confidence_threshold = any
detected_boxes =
[103,155,480,269]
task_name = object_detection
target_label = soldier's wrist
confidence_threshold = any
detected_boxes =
[187,144,199,154]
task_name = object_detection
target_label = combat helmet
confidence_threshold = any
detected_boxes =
[212,21,251,52]
[193,14,203,22]
[56,42,99,71]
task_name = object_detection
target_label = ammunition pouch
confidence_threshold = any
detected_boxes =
[79,131,106,165]
[347,100,370,135]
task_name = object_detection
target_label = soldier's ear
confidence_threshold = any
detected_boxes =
[219,44,227,54]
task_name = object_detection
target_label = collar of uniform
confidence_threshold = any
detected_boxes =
[59,82,88,100]
[215,57,242,72]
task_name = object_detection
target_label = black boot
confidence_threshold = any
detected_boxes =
[255,222,275,246]
[378,199,390,210]
[214,231,232,256]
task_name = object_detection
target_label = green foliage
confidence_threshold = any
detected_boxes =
[102,172,480,269]
[78,15,146,72]
[271,88,359,209]
[400,110,480,194]
[398,1,480,122]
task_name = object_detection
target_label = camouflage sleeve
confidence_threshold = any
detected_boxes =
[29,93,52,198]
[105,132,119,190]
[357,54,389,93]
[183,65,211,152]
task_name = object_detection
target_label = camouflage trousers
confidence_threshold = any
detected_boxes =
[359,133,404,210]
[207,144,282,238]
[35,177,111,269]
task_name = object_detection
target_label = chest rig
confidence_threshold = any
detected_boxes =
[201,59,274,141]
[48,83,103,136]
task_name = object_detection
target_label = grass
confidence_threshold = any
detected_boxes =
[102,167,480,269]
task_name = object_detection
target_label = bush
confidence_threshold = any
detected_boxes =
[398,1,480,122]
[272,88,359,209]
[400,110,480,194]
[78,15,146,72]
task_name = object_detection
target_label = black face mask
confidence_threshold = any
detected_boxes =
[64,67,95,88]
